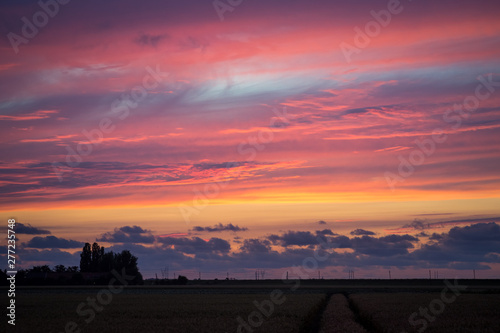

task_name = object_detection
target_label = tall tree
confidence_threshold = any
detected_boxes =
[115,250,142,284]
[80,242,92,272]
[91,242,104,272]
[99,252,114,272]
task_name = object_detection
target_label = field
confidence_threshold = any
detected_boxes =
[349,293,500,333]
[2,292,325,333]
[2,281,500,332]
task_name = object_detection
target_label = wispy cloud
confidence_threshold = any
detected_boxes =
[191,223,248,232]
[0,110,58,121]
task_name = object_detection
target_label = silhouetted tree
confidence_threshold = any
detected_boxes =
[114,250,142,284]
[80,243,92,272]
[91,242,104,272]
[30,265,52,273]
[15,269,26,281]
[99,252,115,272]
[177,275,188,285]
[54,265,66,272]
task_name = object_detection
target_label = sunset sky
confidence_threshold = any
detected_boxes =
[1,0,500,279]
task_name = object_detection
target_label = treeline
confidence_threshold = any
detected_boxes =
[1,264,84,286]
[1,242,143,285]
[79,242,142,284]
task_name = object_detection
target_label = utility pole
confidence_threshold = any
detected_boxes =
[286,271,288,280]
[473,269,476,279]
[389,270,391,280]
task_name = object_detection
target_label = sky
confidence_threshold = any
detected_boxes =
[1,0,500,279]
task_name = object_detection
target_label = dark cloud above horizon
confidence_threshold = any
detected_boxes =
[268,229,337,248]
[23,235,84,249]
[403,219,431,230]
[106,223,499,274]
[429,233,444,240]
[119,226,150,234]
[97,225,155,244]
[15,248,80,268]
[350,228,376,236]
[417,222,500,257]
[240,239,272,253]
[159,236,231,254]
[4,223,500,276]
[191,223,248,232]
[15,222,50,235]
[350,234,419,257]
